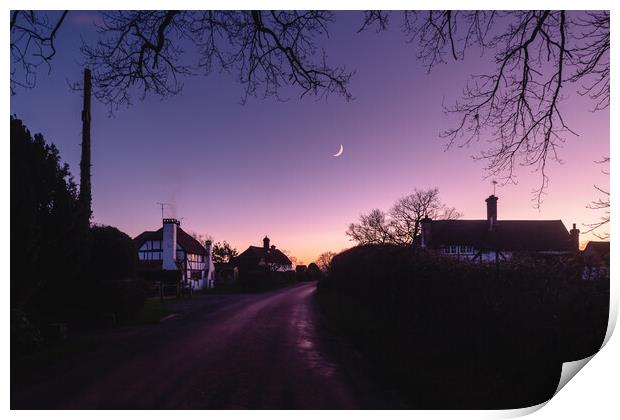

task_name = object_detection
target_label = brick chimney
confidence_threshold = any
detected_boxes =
[570,223,580,252]
[421,216,432,248]
[204,240,212,262]
[263,235,270,250]
[162,218,179,270]
[486,195,498,231]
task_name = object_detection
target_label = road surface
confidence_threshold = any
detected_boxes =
[11,282,404,409]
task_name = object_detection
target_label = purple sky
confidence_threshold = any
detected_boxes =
[10,11,609,263]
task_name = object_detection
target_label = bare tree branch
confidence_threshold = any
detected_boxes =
[358,11,390,33]
[364,11,609,207]
[10,10,69,94]
[79,10,353,110]
[583,156,610,239]
[346,188,462,246]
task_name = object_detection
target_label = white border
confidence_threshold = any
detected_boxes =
[4,1,617,418]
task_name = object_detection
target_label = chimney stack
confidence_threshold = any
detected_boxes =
[570,223,580,252]
[486,195,498,231]
[162,218,180,270]
[420,216,432,248]
[263,236,270,250]
[205,240,212,260]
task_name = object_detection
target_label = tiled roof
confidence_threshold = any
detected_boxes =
[133,226,205,256]
[232,246,292,268]
[583,241,610,257]
[427,219,573,252]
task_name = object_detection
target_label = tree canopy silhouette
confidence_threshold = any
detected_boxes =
[80,11,353,107]
[346,188,462,246]
[10,116,90,311]
[212,241,239,264]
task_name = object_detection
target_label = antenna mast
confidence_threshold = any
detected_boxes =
[156,202,171,220]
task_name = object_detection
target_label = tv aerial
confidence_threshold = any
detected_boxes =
[156,202,171,219]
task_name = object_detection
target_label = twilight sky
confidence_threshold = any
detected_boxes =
[10,11,609,264]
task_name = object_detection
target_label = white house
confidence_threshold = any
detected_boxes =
[134,218,215,289]
[420,195,579,262]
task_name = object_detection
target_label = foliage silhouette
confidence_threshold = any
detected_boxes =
[318,244,609,408]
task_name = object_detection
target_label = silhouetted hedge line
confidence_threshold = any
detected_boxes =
[236,270,297,292]
[317,244,609,409]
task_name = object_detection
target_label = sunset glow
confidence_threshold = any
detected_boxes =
[10,11,609,264]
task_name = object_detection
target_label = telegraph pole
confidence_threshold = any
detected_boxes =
[79,68,92,224]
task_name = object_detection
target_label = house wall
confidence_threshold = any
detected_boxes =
[138,240,163,260]
[269,263,293,272]
[440,245,513,262]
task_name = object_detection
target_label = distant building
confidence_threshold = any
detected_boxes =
[582,241,610,280]
[133,218,215,289]
[213,262,239,288]
[231,236,293,272]
[420,195,579,262]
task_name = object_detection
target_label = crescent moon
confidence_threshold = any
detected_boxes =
[333,144,344,157]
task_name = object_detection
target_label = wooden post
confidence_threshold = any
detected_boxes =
[79,68,92,224]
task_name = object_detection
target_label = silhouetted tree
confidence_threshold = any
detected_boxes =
[346,188,461,246]
[212,241,238,263]
[307,262,323,281]
[346,209,393,245]
[315,251,337,272]
[584,157,610,239]
[10,116,90,314]
[79,11,352,108]
[86,225,146,320]
[389,188,462,245]
[190,231,214,245]
[10,11,68,94]
[88,225,137,282]
[280,249,299,267]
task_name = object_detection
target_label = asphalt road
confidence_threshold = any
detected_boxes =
[11,282,403,409]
